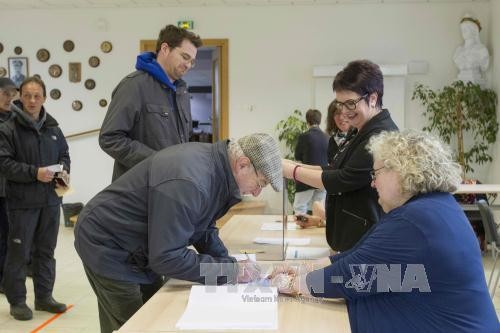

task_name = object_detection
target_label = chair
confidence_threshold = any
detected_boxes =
[477,200,500,298]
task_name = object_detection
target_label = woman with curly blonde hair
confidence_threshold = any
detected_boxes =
[273,130,498,332]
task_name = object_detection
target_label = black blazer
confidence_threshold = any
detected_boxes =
[322,109,398,251]
[294,126,329,192]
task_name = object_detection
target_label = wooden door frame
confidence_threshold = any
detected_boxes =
[140,39,229,140]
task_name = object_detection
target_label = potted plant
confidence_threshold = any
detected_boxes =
[275,109,308,204]
[412,80,498,177]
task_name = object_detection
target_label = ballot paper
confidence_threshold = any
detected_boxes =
[285,246,331,260]
[46,164,64,173]
[253,237,310,246]
[260,222,298,231]
[176,285,278,330]
[231,253,257,262]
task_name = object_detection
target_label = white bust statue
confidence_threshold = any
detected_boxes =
[453,16,490,87]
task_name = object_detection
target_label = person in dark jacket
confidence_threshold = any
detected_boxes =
[99,24,202,182]
[283,60,398,252]
[75,133,282,333]
[293,109,329,214]
[0,78,17,294]
[273,130,499,333]
[0,77,70,321]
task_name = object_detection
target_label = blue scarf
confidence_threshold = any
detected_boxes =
[135,52,176,92]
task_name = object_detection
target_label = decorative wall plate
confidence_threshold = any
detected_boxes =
[88,56,100,68]
[36,48,50,62]
[99,99,107,107]
[50,89,61,100]
[0,43,3,54]
[63,40,74,52]
[84,79,95,90]
[14,46,22,55]
[48,64,62,78]
[0,67,6,77]
[100,41,112,53]
[72,100,83,111]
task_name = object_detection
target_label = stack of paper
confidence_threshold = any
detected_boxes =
[285,246,331,260]
[176,285,278,330]
[253,237,311,246]
[260,222,298,231]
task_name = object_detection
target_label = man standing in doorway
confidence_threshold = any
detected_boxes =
[99,25,202,181]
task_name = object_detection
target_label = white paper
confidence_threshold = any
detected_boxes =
[176,285,278,330]
[253,237,311,246]
[47,164,63,173]
[285,246,331,260]
[260,222,298,231]
[231,253,257,262]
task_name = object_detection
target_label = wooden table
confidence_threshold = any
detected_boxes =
[117,215,350,332]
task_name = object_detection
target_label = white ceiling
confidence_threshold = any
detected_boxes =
[0,0,488,9]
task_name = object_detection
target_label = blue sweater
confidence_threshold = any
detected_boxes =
[306,192,499,332]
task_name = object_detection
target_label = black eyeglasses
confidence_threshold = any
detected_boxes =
[251,162,268,189]
[370,166,386,181]
[333,94,368,111]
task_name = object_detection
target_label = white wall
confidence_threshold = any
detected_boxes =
[489,1,500,184]
[0,2,493,209]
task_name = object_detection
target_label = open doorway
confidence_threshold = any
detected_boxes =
[140,39,228,143]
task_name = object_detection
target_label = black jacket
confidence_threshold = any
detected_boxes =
[294,126,329,192]
[322,109,398,251]
[0,103,70,209]
[0,110,14,197]
[75,140,241,285]
[99,70,192,181]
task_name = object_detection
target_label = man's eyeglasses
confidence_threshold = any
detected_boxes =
[370,166,386,181]
[251,163,268,189]
[1,89,17,98]
[175,48,196,68]
[333,94,368,112]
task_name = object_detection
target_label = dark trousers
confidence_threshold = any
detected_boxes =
[83,265,164,333]
[0,197,8,284]
[4,205,60,305]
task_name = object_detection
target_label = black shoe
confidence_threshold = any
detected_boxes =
[10,303,33,320]
[35,296,67,313]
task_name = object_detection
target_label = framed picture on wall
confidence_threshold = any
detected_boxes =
[8,57,29,88]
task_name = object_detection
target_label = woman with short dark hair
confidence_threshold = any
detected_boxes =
[284,59,398,251]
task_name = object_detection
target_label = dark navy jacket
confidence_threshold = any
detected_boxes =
[307,193,499,333]
[0,103,70,209]
[294,126,329,192]
[322,109,398,251]
[75,140,241,285]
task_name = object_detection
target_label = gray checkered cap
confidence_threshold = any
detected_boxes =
[238,133,283,192]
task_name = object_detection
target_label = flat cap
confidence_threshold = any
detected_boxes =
[238,133,283,191]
